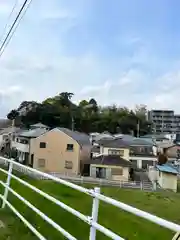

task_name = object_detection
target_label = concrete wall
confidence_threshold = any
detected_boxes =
[158,171,177,192]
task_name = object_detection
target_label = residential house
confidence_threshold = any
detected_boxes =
[97,138,130,160]
[148,164,178,192]
[11,128,47,163]
[164,144,180,159]
[89,155,132,181]
[93,132,114,145]
[30,128,91,175]
[128,138,157,169]
[30,123,49,130]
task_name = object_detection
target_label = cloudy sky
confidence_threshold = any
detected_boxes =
[0,0,180,117]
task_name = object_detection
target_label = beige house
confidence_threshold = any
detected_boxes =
[12,127,91,175]
[98,138,130,160]
[89,155,131,181]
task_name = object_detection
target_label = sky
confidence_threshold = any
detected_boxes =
[0,0,180,117]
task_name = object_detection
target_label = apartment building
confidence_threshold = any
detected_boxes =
[148,110,180,134]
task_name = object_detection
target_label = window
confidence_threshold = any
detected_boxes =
[66,144,74,151]
[65,161,73,169]
[38,159,45,167]
[108,149,124,156]
[40,142,46,148]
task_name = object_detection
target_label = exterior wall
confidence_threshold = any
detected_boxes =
[130,156,157,169]
[158,171,177,192]
[79,144,91,161]
[30,129,80,175]
[166,145,180,158]
[90,164,129,181]
[100,147,130,160]
[11,140,30,153]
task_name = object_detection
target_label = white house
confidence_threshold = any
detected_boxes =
[148,164,178,192]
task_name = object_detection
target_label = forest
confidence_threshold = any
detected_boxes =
[7,92,152,136]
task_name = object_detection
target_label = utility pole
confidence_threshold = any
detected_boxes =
[71,116,74,131]
[137,120,140,138]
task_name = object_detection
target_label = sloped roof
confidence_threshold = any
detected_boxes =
[94,133,114,142]
[91,155,132,167]
[30,123,48,128]
[58,128,90,146]
[97,138,130,148]
[130,138,154,146]
[0,127,20,135]
[19,128,47,138]
[156,164,178,174]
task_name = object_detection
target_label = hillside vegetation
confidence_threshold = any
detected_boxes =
[0,172,179,240]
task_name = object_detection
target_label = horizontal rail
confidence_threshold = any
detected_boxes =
[92,191,180,233]
[1,157,180,239]
[0,167,124,240]
[0,157,91,195]
[0,181,77,240]
[0,194,46,240]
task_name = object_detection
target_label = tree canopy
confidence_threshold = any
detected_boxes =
[7,92,152,135]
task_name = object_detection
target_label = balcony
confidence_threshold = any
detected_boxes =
[11,141,29,153]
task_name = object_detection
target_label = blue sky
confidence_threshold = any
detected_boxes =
[0,0,180,116]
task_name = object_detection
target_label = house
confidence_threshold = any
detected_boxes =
[93,132,114,145]
[163,144,180,159]
[97,138,130,160]
[12,127,91,176]
[149,164,178,192]
[11,128,47,163]
[30,123,49,130]
[91,145,101,158]
[89,155,132,181]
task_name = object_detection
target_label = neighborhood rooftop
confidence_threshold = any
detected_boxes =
[90,155,132,167]
[156,164,178,174]
[18,128,48,138]
[57,128,90,145]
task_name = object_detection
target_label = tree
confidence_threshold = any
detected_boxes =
[7,92,152,135]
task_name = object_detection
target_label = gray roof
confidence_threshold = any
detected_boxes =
[97,138,130,148]
[58,128,90,146]
[0,127,20,135]
[90,155,132,167]
[19,128,47,138]
[130,138,154,146]
[30,123,48,128]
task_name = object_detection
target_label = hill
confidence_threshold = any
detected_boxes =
[0,173,179,240]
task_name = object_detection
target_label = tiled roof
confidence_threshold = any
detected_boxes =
[156,164,178,174]
[19,128,47,138]
[0,127,20,135]
[30,123,48,128]
[57,128,90,146]
[97,138,130,148]
[90,155,132,167]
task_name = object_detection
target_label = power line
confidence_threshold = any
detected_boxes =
[0,0,19,44]
[0,0,33,58]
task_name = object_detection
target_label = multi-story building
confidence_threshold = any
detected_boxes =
[148,110,180,134]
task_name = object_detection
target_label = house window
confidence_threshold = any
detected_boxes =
[66,144,74,151]
[38,159,45,167]
[108,149,124,156]
[40,142,46,148]
[65,161,73,169]
[111,168,123,175]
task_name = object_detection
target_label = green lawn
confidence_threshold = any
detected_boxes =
[0,171,180,240]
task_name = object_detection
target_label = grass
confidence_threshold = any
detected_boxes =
[0,171,180,240]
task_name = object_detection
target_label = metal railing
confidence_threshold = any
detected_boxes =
[0,157,180,239]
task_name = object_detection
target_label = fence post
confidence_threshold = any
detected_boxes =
[89,187,100,240]
[140,181,143,191]
[2,161,13,209]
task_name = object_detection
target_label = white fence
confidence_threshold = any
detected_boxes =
[0,157,180,239]
[0,157,153,191]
